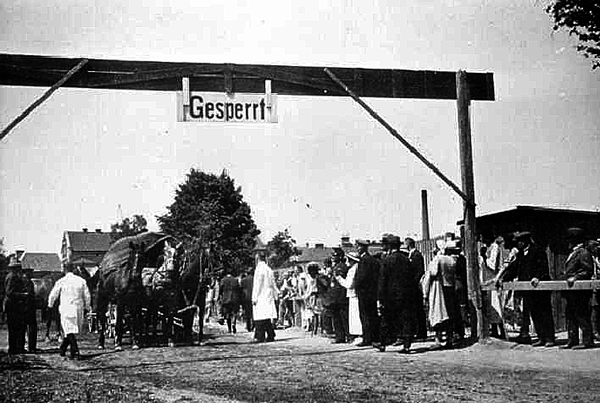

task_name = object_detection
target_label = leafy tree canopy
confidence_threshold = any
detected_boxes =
[157,168,260,274]
[0,237,7,272]
[110,214,148,241]
[267,229,299,269]
[547,1,600,69]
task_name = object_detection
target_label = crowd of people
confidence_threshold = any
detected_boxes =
[4,226,599,356]
[201,226,600,353]
[492,227,600,349]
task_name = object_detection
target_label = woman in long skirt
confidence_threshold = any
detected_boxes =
[336,252,362,340]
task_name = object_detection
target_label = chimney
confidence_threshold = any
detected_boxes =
[421,189,430,240]
[315,243,324,249]
[95,229,102,233]
[82,228,88,232]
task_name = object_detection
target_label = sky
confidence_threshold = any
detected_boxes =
[1,0,599,254]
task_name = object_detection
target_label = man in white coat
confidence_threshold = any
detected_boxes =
[48,263,91,359]
[252,252,278,342]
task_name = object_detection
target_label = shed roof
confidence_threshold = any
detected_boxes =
[456,205,600,225]
[21,252,62,272]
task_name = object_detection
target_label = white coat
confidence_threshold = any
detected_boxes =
[252,261,278,321]
[48,272,91,335]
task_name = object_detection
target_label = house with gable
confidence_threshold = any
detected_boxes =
[61,228,114,273]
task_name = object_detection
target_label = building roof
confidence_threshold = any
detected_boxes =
[21,252,62,272]
[456,205,600,225]
[64,231,113,252]
[295,246,336,264]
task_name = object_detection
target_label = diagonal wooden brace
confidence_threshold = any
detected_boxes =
[0,58,88,142]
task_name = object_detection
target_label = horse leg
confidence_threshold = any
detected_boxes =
[114,304,124,350]
[97,309,106,349]
[166,311,175,347]
[131,304,141,349]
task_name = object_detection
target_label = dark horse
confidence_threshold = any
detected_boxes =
[95,234,161,350]
[178,246,214,345]
[96,232,194,349]
[32,275,62,341]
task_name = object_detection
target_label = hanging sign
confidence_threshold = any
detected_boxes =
[177,92,278,123]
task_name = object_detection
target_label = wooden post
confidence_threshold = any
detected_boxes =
[421,189,430,240]
[456,70,487,340]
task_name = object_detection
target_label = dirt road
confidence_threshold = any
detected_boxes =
[1,323,599,402]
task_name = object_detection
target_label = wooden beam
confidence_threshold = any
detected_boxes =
[0,53,495,100]
[457,70,486,340]
[482,280,600,291]
[232,65,341,95]
[324,67,473,206]
[0,59,88,142]
[86,65,223,88]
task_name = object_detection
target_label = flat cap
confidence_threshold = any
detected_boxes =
[355,239,370,246]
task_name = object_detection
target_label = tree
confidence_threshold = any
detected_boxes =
[157,168,260,273]
[0,237,7,272]
[110,214,148,241]
[547,1,600,69]
[266,229,300,269]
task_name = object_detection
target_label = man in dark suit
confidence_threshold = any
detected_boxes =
[497,231,555,347]
[219,267,242,334]
[375,236,419,353]
[559,228,595,349]
[354,239,380,347]
[4,257,27,354]
[405,237,428,340]
[240,269,254,332]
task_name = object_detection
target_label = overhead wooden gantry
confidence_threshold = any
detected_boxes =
[0,52,495,338]
[0,53,494,99]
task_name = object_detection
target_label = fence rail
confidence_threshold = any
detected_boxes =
[482,280,600,291]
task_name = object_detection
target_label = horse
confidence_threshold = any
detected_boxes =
[31,276,62,341]
[178,246,214,345]
[95,238,146,350]
[143,239,185,347]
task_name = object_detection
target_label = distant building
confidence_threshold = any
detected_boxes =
[285,237,384,273]
[21,252,62,279]
[61,228,113,270]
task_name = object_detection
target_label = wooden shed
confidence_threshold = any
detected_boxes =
[458,205,600,331]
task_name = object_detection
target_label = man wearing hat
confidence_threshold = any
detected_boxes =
[375,236,419,353]
[496,231,555,347]
[560,227,595,349]
[354,239,380,347]
[4,256,28,354]
[328,247,349,343]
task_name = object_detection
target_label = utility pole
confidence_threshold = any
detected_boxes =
[456,70,486,340]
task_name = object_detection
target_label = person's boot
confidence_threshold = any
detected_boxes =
[59,336,69,357]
